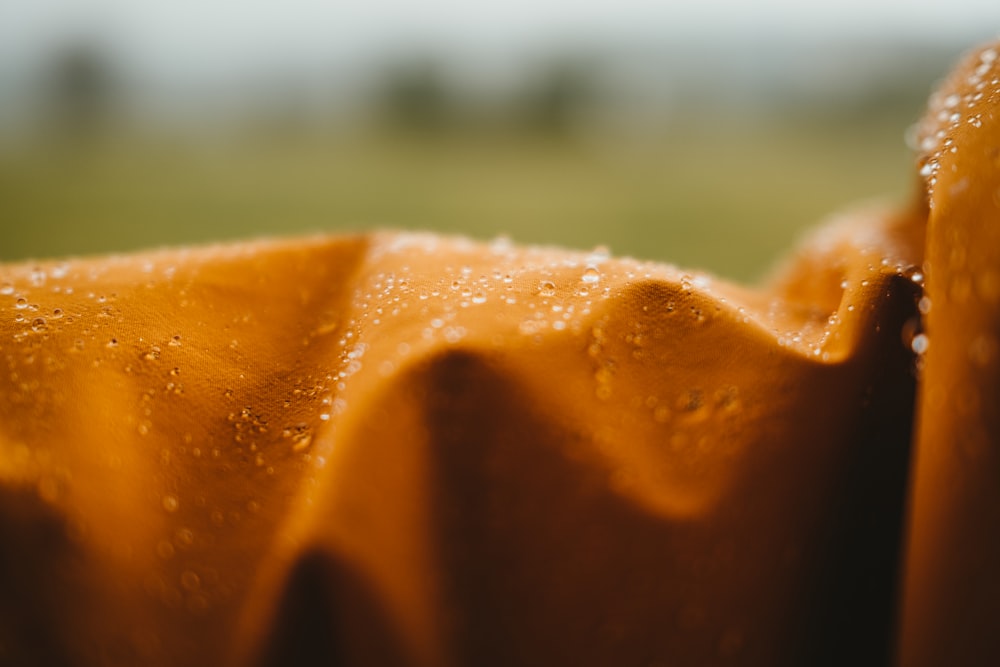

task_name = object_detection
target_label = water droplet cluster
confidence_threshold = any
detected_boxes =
[913,46,1000,206]
[0,226,938,663]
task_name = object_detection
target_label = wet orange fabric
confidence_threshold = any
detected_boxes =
[898,43,1000,666]
[0,42,997,667]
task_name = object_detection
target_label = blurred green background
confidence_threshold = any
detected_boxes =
[1,3,994,282]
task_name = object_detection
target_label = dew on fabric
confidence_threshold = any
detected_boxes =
[587,245,610,263]
[162,495,179,512]
[969,335,997,366]
[538,280,557,297]
[180,570,201,592]
[174,527,195,548]
[653,405,671,423]
[156,540,175,559]
[581,266,601,284]
[29,269,46,287]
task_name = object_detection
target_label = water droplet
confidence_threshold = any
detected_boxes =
[581,266,601,284]
[107,338,118,348]
[30,317,47,332]
[174,527,195,548]
[292,433,312,452]
[156,540,175,559]
[911,333,930,354]
[169,335,182,347]
[969,335,997,366]
[443,326,466,343]
[538,280,556,297]
[653,405,671,423]
[0,283,13,295]
[145,346,162,361]
[162,495,179,512]
[15,297,27,309]
[978,270,1000,302]
[588,245,610,262]
[180,570,200,591]
[918,296,932,314]
[472,290,487,304]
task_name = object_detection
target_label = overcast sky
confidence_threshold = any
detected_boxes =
[3,0,999,78]
[0,0,997,133]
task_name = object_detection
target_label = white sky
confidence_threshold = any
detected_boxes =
[3,0,1000,77]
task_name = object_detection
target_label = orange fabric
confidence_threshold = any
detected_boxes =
[898,43,1000,666]
[0,42,996,667]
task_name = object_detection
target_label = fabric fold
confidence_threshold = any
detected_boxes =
[1,39,999,667]
[899,42,1000,667]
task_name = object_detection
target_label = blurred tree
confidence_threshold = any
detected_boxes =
[516,58,600,138]
[376,59,455,135]
[43,42,115,144]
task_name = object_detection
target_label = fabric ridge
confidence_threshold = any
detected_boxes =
[1,40,999,667]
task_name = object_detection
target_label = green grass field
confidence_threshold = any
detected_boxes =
[0,118,916,283]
